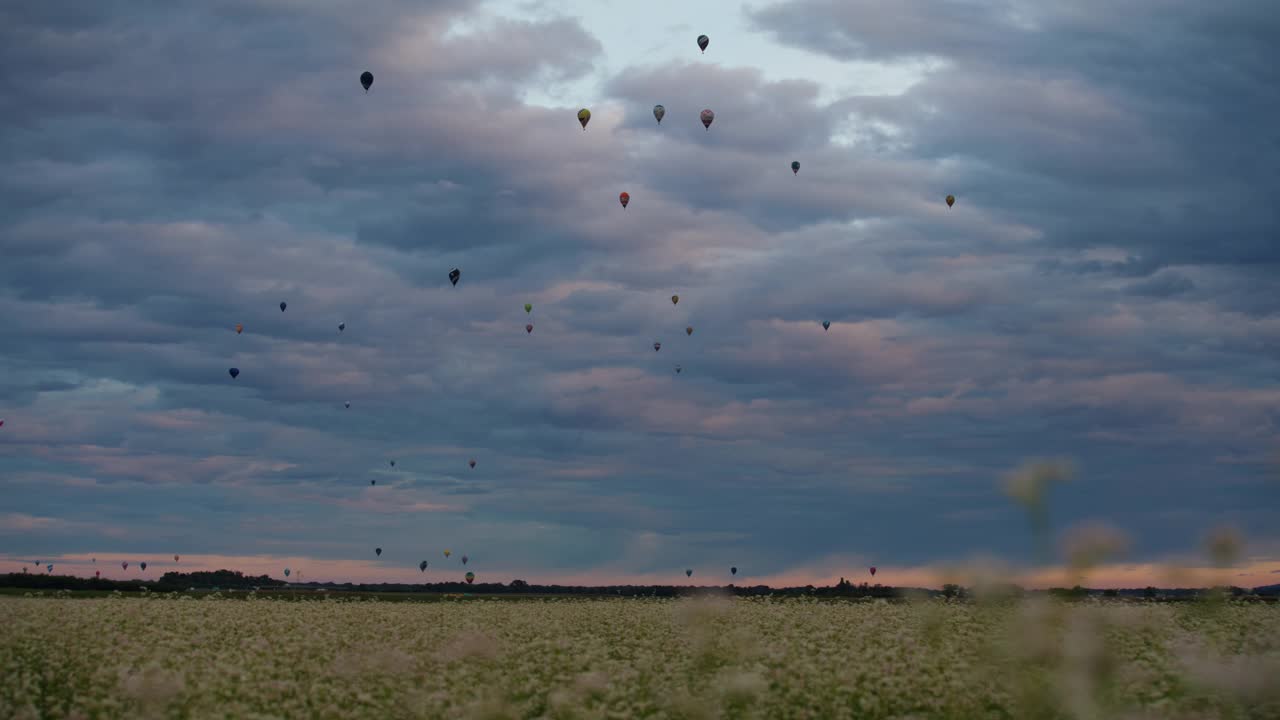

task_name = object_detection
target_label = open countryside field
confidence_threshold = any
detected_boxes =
[2,595,1278,720]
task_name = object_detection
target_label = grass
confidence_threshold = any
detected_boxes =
[1,593,1277,719]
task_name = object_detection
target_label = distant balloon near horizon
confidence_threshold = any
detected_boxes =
[389,459,395,467]
[946,194,956,207]
[448,268,460,286]
[370,479,375,485]
[462,555,469,565]
[697,34,709,53]
[338,322,345,332]
[279,301,287,312]
[526,323,534,334]
[469,459,476,468]
[731,567,737,575]
[420,560,428,572]
[675,365,682,374]
[686,569,693,577]
[653,104,665,123]
[121,561,128,570]
[174,555,179,562]
[284,567,291,577]
[344,401,350,409]
[524,303,532,313]
[234,323,243,334]
[822,321,830,331]
[465,571,475,584]
[228,368,239,379]
[671,295,679,305]
[360,71,373,93]
[870,566,876,576]
[686,326,693,336]
[653,341,661,352]
[140,562,147,571]
[375,547,382,556]
[792,161,800,174]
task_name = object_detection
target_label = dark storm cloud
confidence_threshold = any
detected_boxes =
[1,0,1277,581]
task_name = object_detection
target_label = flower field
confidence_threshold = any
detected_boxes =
[1,593,1277,719]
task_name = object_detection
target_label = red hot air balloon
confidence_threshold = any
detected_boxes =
[869,566,876,576]
[700,109,715,130]
[95,570,100,578]
[174,555,179,562]
[619,192,630,209]
[121,561,128,570]
[526,324,534,334]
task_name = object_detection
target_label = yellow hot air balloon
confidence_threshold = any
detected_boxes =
[577,108,591,130]
[444,549,452,558]
[946,194,955,207]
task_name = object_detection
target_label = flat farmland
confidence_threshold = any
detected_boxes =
[1,595,1277,719]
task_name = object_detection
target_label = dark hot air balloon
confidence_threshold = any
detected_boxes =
[731,567,737,575]
[791,161,800,175]
[228,368,240,379]
[697,35,709,53]
[462,555,469,565]
[465,571,475,584]
[345,401,351,409]
[389,460,395,467]
[675,365,682,374]
[822,321,830,331]
[420,560,428,572]
[526,324,534,334]
[686,326,693,336]
[869,566,876,576]
[360,71,373,93]
[653,341,661,351]
[280,302,287,312]
[235,323,243,334]
[95,570,100,578]
[653,105,665,123]
[122,561,128,570]
[449,268,460,286]
[370,479,376,485]
[284,568,291,577]
[338,322,345,332]
[686,569,693,577]
[671,295,679,305]
[375,547,382,556]
[140,562,147,571]
[174,555,179,562]
[700,109,714,130]
[946,195,955,207]
[469,459,476,468]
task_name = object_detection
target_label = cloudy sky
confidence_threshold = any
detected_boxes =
[2,0,1278,588]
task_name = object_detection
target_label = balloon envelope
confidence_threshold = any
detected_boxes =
[731,567,738,575]
[465,572,475,584]
[700,109,715,129]
[360,71,373,92]
[375,547,382,556]
[697,34,709,52]
[653,104,665,123]
[524,303,532,313]
[469,459,476,468]
[420,561,428,571]
[338,322,345,332]
[686,569,693,577]
[140,562,147,571]
[792,161,800,174]
[449,268,460,286]
[822,321,830,331]
[946,194,955,207]
[284,568,291,577]
[619,192,630,208]
[869,566,876,576]
[526,323,534,333]
[686,326,693,336]
[174,555,179,562]
[279,302,287,312]
[577,108,591,129]
[671,295,679,305]
[653,341,661,351]
[235,323,243,334]
[462,556,469,565]
[228,368,240,379]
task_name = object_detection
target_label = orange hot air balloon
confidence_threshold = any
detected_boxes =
[235,323,243,334]
[619,192,630,209]
[174,555,179,562]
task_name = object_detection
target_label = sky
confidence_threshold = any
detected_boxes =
[1,0,1278,589]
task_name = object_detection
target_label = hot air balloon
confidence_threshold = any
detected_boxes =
[675,365,682,374]
[577,108,591,130]
[653,341,661,352]
[619,192,630,209]
[0,418,4,428]
[731,567,737,576]
[46,564,53,573]
[822,321,830,331]
[686,326,693,336]
[526,324,534,334]
[465,571,475,584]
[420,560,428,572]
[791,161,800,175]
[389,460,395,467]
[946,194,955,207]
[671,295,679,305]
[279,301,287,312]
[360,71,373,93]
[338,322,345,332]
[462,555,469,565]
[524,303,532,313]
[869,566,876,576]
[284,568,291,577]
[121,561,128,570]
[444,550,452,558]
[92,558,96,563]
[469,459,476,469]
[449,268,460,286]
[686,569,693,577]
[95,570,100,578]
[653,105,665,123]
[700,109,715,130]
[375,548,382,556]
[697,35,709,53]
[174,555,179,562]
[228,368,240,379]
[345,401,351,409]
[140,562,147,571]
[235,323,243,334]
[370,479,376,485]
[33,561,39,566]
